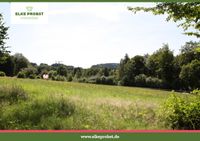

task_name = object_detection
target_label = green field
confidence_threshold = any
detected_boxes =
[0,77,185,130]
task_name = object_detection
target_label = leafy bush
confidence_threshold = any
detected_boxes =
[29,74,36,79]
[134,74,147,87]
[0,71,6,77]
[54,75,66,81]
[67,75,73,82]
[0,85,28,104]
[190,89,200,95]
[161,93,200,129]
[23,67,37,78]
[17,71,26,78]
[48,70,57,79]
[17,67,37,79]
[87,76,98,83]
[77,78,86,83]
[145,77,163,88]
[119,75,135,86]
[95,76,115,85]
[36,75,41,79]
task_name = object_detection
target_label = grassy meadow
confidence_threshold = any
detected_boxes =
[0,77,185,130]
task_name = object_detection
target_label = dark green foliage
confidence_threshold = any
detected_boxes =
[13,53,29,75]
[0,85,27,104]
[118,54,130,80]
[53,75,66,81]
[22,67,37,79]
[146,44,174,88]
[134,74,163,88]
[130,55,146,76]
[67,75,73,82]
[162,93,200,129]
[0,55,15,76]
[134,74,147,87]
[83,68,99,77]
[37,63,50,74]
[36,75,41,79]
[98,68,109,77]
[91,63,119,69]
[0,13,9,63]
[29,74,36,79]
[118,55,146,86]
[179,59,200,90]
[96,76,115,85]
[57,65,68,77]
[145,77,163,89]
[73,67,82,79]
[17,71,26,78]
[119,75,132,86]
[118,51,167,88]
[86,76,99,84]
[48,70,57,79]
[179,41,200,66]
[0,71,5,76]
[17,67,37,79]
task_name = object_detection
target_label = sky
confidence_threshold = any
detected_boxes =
[0,2,199,68]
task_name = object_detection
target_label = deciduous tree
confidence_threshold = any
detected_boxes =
[0,13,9,63]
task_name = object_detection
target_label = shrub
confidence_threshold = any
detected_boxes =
[87,76,98,84]
[190,89,200,95]
[161,93,200,129]
[51,75,56,81]
[95,76,115,85]
[17,67,37,79]
[36,75,41,79]
[0,85,28,104]
[119,75,134,86]
[29,74,36,79]
[145,77,163,88]
[54,75,66,81]
[17,71,26,78]
[77,78,86,83]
[134,74,147,87]
[0,71,6,77]
[48,70,57,79]
[67,75,73,82]
[23,67,37,78]
[105,76,115,85]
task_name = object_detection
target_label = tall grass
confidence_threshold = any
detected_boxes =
[0,77,184,129]
[0,94,75,129]
[0,85,27,104]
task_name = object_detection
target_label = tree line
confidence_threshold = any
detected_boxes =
[118,43,200,91]
[0,41,200,91]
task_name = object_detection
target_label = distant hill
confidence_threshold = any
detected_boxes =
[91,63,119,69]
